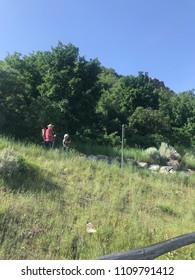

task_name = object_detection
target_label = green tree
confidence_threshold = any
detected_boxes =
[0,62,28,138]
[97,72,163,145]
[170,91,195,146]
[1,42,102,141]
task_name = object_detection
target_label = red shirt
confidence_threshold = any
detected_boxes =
[45,127,54,141]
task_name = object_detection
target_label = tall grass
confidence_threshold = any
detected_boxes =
[73,141,149,162]
[0,135,195,260]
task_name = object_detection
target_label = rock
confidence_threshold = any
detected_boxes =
[159,166,174,173]
[86,222,97,233]
[149,164,160,171]
[169,168,176,173]
[180,169,192,176]
[107,157,118,164]
[137,162,148,168]
[87,155,97,160]
[159,142,182,161]
[167,159,182,171]
[126,158,137,166]
[96,154,108,161]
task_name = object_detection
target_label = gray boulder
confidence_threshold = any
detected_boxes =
[137,162,149,169]
[159,142,181,161]
[167,159,182,171]
[149,164,160,171]
[159,166,174,174]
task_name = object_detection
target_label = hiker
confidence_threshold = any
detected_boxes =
[45,124,56,149]
[62,133,71,152]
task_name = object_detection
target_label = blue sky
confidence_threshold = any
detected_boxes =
[1,0,195,93]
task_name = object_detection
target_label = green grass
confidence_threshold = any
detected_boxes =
[183,154,195,170]
[73,141,149,162]
[0,135,195,260]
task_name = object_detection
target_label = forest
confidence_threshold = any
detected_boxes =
[0,42,194,148]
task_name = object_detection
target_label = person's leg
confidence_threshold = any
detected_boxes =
[45,141,49,149]
[48,141,53,149]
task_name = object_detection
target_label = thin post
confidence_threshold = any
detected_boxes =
[121,124,125,167]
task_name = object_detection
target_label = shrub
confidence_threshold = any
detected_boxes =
[0,148,25,177]
[145,147,161,164]
[183,154,195,170]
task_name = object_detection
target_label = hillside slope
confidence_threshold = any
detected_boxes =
[0,136,195,259]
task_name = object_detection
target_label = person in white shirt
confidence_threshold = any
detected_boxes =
[62,134,71,152]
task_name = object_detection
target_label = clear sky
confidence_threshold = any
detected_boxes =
[1,0,195,93]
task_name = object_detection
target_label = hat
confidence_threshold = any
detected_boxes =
[47,124,54,127]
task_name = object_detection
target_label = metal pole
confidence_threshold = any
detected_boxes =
[121,124,125,167]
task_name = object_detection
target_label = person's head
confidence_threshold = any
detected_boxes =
[47,124,54,129]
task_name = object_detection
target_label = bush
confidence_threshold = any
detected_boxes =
[0,148,25,177]
[145,147,161,164]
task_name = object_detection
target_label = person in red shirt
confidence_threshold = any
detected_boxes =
[45,124,56,149]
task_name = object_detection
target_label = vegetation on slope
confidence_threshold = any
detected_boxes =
[0,136,195,260]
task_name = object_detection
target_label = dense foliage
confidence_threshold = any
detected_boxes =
[0,42,194,148]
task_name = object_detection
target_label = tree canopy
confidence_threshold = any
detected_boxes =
[0,42,194,148]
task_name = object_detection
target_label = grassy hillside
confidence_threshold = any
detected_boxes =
[0,136,195,260]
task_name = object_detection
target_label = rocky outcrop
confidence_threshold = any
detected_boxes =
[85,142,193,175]
[159,142,182,162]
